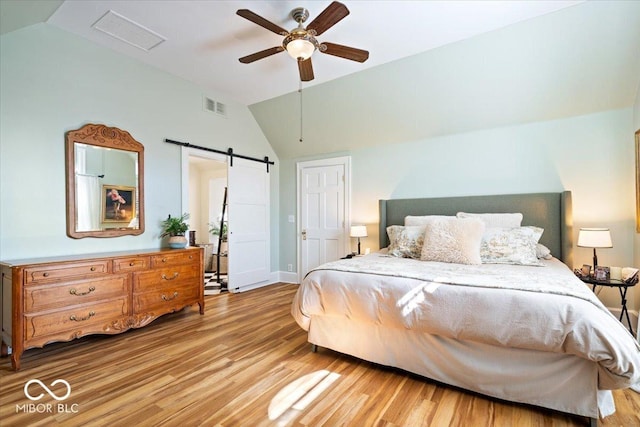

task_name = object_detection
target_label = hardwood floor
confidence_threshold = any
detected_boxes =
[1,283,638,426]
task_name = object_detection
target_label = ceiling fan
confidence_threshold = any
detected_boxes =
[237,1,369,82]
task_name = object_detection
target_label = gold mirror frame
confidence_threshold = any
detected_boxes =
[65,123,145,238]
[636,129,640,233]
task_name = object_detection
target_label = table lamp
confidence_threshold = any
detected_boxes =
[577,228,612,268]
[350,225,367,255]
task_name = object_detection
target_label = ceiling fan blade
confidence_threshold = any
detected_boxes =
[239,46,285,64]
[236,9,288,35]
[306,1,349,36]
[321,42,369,62]
[298,58,314,82]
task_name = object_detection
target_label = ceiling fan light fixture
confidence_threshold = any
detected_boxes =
[284,34,316,60]
[237,2,369,81]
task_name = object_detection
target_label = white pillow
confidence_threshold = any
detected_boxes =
[404,215,452,226]
[480,226,544,266]
[387,225,426,258]
[456,212,523,228]
[420,218,485,265]
[536,243,553,260]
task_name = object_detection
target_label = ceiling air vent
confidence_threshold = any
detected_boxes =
[203,96,227,118]
[92,10,166,52]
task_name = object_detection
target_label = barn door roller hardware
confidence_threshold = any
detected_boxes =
[164,139,274,173]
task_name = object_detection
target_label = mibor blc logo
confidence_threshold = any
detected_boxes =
[16,379,79,414]
[24,379,71,401]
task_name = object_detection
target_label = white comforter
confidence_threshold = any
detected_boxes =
[292,252,640,390]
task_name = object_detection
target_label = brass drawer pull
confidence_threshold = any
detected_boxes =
[161,272,179,281]
[90,267,96,271]
[69,311,95,322]
[161,292,178,301]
[43,273,49,277]
[69,286,96,296]
[162,258,168,263]
[129,262,135,266]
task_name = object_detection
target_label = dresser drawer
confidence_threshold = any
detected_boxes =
[150,251,198,268]
[133,284,200,314]
[112,256,150,273]
[24,275,129,313]
[24,261,109,285]
[132,264,199,292]
[24,298,130,342]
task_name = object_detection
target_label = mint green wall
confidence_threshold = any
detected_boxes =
[0,24,279,270]
[280,109,637,310]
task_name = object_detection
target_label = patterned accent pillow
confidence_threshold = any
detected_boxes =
[386,225,426,258]
[481,226,544,266]
[420,218,485,265]
[456,212,523,228]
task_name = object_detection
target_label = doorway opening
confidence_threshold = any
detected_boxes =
[187,153,228,294]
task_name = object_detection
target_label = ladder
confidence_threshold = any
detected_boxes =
[216,187,228,290]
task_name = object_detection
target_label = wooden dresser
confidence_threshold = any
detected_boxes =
[0,247,204,370]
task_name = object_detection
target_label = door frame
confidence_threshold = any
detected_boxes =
[296,156,352,283]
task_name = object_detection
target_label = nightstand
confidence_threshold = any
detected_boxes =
[579,275,638,335]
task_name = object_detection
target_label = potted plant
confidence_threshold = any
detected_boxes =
[208,222,228,241]
[161,213,190,248]
[208,221,228,253]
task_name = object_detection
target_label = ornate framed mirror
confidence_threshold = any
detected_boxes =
[65,124,145,238]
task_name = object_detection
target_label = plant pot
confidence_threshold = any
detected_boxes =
[168,235,187,249]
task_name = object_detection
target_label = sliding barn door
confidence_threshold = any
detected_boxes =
[227,158,270,292]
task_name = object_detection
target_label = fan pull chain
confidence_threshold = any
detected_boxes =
[299,81,303,143]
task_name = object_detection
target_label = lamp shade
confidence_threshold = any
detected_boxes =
[350,225,367,238]
[285,38,315,60]
[577,228,612,248]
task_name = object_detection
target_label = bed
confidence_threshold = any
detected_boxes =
[291,191,640,425]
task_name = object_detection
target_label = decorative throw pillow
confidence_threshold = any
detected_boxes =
[536,243,553,260]
[404,215,453,226]
[480,226,544,266]
[456,212,523,228]
[387,225,426,258]
[420,218,485,265]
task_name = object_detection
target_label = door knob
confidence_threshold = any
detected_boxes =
[301,230,307,240]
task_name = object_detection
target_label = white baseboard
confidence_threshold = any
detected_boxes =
[278,271,299,284]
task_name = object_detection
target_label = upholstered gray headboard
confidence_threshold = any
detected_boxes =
[379,191,574,266]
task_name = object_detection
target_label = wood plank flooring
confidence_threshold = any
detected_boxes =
[1,283,638,426]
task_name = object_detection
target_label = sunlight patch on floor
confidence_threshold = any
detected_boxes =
[268,369,341,421]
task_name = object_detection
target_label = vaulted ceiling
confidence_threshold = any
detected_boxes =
[2,1,639,160]
[249,1,640,159]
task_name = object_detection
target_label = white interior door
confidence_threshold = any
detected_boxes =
[298,157,350,278]
[227,157,270,292]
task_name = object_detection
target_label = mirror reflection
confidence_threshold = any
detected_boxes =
[74,143,139,232]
